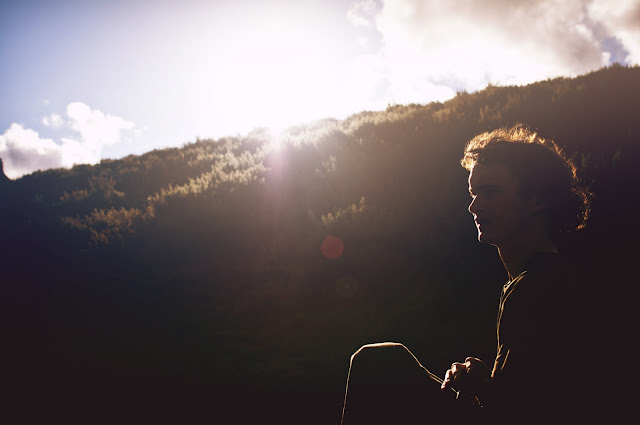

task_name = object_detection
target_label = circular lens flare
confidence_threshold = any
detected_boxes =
[321,235,344,259]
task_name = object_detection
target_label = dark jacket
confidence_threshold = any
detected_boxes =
[488,252,588,422]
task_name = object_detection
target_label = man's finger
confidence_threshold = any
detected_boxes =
[451,362,467,378]
[464,357,490,379]
[464,357,483,366]
[441,370,452,389]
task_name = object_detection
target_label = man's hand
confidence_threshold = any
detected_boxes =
[441,357,491,399]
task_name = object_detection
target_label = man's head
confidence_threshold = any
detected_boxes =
[461,125,590,247]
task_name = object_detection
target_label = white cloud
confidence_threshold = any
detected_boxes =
[347,0,385,50]
[0,103,138,179]
[588,0,640,64]
[66,102,135,148]
[351,0,639,106]
[347,0,383,28]
[0,124,66,179]
[42,113,64,128]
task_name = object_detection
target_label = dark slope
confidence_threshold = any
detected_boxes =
[2,65,637,423]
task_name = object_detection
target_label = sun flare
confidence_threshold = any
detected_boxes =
[207,22,343,135]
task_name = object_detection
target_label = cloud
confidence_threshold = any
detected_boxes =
[66,102,135,148]
[347,0,383,28]
[587,0,640,64]
[351,0,640,106]
[0,124,66,179]
[0,102,138,179]
[42,113,64,128]
[347,0,384,50]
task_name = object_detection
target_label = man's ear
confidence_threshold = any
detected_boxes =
[528,196,546,215]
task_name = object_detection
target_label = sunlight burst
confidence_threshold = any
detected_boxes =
[209,22,342,135]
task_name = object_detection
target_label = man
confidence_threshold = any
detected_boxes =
[342,125,597,424]
[441,125,592,421]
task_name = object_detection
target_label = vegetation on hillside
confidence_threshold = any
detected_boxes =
[2,65,637,423]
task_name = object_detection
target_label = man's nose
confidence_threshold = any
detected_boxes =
[468,196,481,215]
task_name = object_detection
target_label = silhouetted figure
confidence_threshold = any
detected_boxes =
[342,125,602,424]
[442,125,596,423]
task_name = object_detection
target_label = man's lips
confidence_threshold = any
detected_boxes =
[475,218,492,226]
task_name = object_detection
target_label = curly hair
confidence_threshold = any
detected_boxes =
[461,124,591,236]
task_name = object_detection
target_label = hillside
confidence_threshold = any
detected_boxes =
[2,65,638,423]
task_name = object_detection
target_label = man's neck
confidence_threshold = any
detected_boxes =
[498,240,558,281]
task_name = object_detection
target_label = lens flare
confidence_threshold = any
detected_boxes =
[321,235,344,259]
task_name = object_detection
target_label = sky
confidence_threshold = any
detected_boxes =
[1,0,639,179]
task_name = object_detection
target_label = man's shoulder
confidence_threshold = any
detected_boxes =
[503,252,580,317]
[521,252,576,292]
[526,252,569,273]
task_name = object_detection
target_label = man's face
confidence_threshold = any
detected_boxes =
[468,163,538,248]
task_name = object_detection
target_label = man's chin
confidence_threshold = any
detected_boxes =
[477,232,496,245]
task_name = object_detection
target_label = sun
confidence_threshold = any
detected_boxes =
[208,22,343,135]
